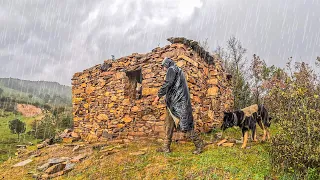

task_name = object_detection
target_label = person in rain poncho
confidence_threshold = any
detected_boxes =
[153,57,204,154]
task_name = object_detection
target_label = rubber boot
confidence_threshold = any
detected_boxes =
[187,130,204,154]
[156,140,171,153]
[192,138,204,154]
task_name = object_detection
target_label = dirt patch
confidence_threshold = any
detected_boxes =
[16,104,42,117]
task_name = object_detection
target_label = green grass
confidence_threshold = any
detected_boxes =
[0,111,40,162]
[63,124,280,179]
[64,142,272,179]
[0,118,281,179]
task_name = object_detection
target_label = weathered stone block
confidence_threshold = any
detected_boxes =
[160,114,166,121]
[131,106,140,112]
[176,60,186,67]
[122,116,133,123]
[97,114,108,121]
[72,98,83,103]
[142,88,158,96]
[142,115,156,121]
[86,86,95,94]
[123,99,130,105]
[117,124,125,128]
[73,88,84,94]
[111,96,117,101]
[178,55,198,67]
[128,132,145,136]
[101,71,113,76]
[208,86,219,96]
[108,103,114,108]
[207,78,218,85]
[115,72,126,79]
[208,110,214,119]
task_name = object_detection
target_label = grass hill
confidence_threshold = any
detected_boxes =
[0,78,71,107]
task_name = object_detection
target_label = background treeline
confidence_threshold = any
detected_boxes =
[0,78,71,107]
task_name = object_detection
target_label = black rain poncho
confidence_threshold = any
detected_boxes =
[158,58,194,132]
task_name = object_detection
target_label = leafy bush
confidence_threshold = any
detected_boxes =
[31,114,56,140]
[52,106,73,129]
[265,62,320,178]
[59,115,73,129]
[31,106,73,140]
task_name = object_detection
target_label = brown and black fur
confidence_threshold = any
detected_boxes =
[221,104,272,148]
[221,111,257,148]
[257,105,272,141]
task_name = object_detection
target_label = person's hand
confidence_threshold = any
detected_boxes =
[153,96,159,105]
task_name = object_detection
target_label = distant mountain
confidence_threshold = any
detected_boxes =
[0,78,71,106]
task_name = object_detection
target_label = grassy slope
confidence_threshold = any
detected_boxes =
[70,141,272,180]
[0,124,280,179]
[0,111,40,162]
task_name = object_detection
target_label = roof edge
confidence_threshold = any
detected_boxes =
[167,37,214,65]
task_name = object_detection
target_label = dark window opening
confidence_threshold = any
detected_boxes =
[125,68,142,100]
[226,74,232,81]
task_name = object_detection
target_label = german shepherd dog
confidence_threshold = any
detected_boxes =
[221,104,272,148]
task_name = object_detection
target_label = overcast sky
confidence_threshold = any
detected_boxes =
[0,0,319,85]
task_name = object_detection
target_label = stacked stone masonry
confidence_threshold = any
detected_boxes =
[72,37,233,142]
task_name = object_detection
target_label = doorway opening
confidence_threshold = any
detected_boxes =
[125,68,142,100]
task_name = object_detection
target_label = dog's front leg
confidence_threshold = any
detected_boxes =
[262,129,267,141]
[252,128,258,142]
[260,123,267,141]
[266,128,271,140]
[241,131,248,149]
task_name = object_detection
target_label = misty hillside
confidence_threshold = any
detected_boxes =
[0,78,71,106]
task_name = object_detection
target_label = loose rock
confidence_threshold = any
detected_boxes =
[70,154,87,163]
[12,159,33,167]
[129,151,146,156]
[45,163,66,174]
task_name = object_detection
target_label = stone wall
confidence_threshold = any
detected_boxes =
[72,40,233,142]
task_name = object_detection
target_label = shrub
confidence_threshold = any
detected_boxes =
[31,115,56,140]
[266,62,320,178]
[59,115,73,129]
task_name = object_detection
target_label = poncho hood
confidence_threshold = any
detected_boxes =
[161,57,175,68]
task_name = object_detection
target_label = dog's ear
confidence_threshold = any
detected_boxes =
[223,111,229,115]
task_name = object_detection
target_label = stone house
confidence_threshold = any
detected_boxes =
[71,37,233,142]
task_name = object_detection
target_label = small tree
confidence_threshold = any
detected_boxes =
[250,54,267,104]
[216,36,252,109]
[8,119,26,141]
